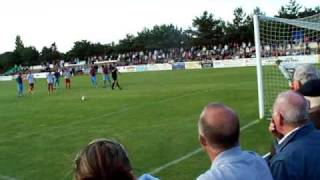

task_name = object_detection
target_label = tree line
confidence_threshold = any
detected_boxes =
[0,0,319,73]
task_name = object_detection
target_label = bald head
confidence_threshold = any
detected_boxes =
[198,103,240,149]
[273,91,309,126]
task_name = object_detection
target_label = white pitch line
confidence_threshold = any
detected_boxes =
[0,175,17,180]
[149,119,260,175]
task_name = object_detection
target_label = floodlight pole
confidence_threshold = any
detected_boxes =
[253,15,265,120]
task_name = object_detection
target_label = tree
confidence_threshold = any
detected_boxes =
[233,7,247,28]
[19,47,39,66]
[39,43,62,64]
[15,35,24,54]
[191,11,225,45]
[0,52,17,72]
[298,6,320,18]
[277,0,302,19]
[115,34,136,52]
[253,7,266,16]
[39,47,52,63]
[67,40,92,60]
[113,24,190,52]
[138,24,190,49]
[226,7,253,43]
[50,43,62,61]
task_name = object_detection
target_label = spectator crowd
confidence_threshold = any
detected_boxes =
[83,41,320,66]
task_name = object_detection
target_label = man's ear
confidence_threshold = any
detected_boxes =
[292,80,301,91]
[273,112,284,129]
[278,112,285,127]
[199,135,208,147]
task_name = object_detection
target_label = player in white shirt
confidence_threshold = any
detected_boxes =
[63,69,72,89]
[47,71,54,94]
[26,71,35,94]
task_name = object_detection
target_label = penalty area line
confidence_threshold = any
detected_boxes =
[148,119,260,175]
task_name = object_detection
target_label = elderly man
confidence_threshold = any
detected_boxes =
[197,103,272,180]
[269,91,320,180]
[292,64,320,128]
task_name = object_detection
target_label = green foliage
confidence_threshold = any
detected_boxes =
[225,7,254,44]
[113,24,191,52]
[14,35,24,54]
[0,52,17,73]
[191,11,225,45]
[298,6,320,18]
[66,40,110,60]
[277,0,302,19]
[19,46,39,66]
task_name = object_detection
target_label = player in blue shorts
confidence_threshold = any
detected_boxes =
[101,65,111,88]
[54,69,61,88]
[90,66,97,87]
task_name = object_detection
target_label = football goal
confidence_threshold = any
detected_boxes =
[253,14,320,119]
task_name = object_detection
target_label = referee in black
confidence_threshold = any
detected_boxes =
[110,64,122,90]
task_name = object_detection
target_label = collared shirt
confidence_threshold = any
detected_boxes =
[278,127,300,145]
[197,146,273,180]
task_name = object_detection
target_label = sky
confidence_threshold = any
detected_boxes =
[0,0,319,53]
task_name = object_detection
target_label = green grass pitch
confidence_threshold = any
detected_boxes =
[0,67,273,180]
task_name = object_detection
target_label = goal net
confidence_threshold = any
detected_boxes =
[254,14,320,119]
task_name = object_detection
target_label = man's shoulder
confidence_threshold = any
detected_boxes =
[272,130,320,162]
[197,151,271,180]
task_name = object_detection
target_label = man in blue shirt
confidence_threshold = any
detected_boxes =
[268,91,320,180]
[197,103,273,180]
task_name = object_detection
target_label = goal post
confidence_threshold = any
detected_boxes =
[253,15,265,120]
[254,14,320,119]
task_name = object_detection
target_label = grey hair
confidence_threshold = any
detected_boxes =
[273,91,309,125]
[293,64,320,85]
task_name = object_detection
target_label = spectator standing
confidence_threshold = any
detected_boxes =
[197,103,272,180]
[268,91,320,180]
[292,64,320,128]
